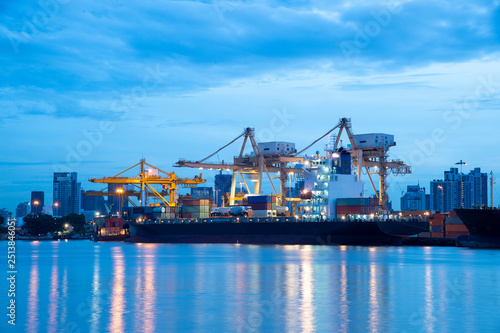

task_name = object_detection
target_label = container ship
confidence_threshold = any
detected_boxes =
[454,209,500,248]
[124,136,428,245]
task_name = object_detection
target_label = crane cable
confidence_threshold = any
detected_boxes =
[198,132,245,163]
[294,122,341,156]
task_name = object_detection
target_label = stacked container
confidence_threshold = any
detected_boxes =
[444,210,469,238]
[429,213,446,237]
[246,195,277,218]
[336,197,378,218]
[158,206,180,219]
[182,199,210,218]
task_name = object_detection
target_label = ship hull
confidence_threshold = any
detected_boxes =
[454,209,500,238]
[128,220,428,246]
[454,209,500,248]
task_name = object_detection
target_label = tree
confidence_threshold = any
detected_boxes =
[59,214,87,234]
[23,214,62,236]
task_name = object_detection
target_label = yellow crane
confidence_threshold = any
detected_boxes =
[175,128,303,206]
[88,159,206,207]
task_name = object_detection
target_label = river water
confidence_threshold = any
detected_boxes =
[2,241,500,332]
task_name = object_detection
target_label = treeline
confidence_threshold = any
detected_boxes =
[22,213,88,236]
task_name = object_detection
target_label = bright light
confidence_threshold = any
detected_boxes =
[332,153,340,158]
[34,201,39,205]
[64,224,69,228]
[54,202,59,207]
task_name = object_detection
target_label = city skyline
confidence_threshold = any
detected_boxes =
[1,1,500,212]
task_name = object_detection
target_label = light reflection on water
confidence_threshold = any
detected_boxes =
[25,246,39,332]
[4,242,500,333]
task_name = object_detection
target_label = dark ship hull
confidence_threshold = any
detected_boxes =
[128,218,428,246]
[454,209,500,248]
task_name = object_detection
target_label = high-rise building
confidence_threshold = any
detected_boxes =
[214,173,232,207]
[400,185,428,212]
[16,201,29,218]
[81,189,106,214]
[430,167,488,212]
[53,172,81,217]
[466,167,488,208]
[31,191,44,215]
[191,187,213,199]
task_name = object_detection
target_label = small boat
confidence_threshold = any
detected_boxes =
[91,215,130,242]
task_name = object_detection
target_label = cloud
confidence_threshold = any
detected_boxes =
[1,0,498,102]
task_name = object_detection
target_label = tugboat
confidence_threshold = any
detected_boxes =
[91,205,130,242]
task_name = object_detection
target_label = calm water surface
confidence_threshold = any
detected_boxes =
[2,241,500,332]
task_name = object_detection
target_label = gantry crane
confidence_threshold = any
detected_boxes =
[175,128,303,206]
[294,118,411,210]
[88,159,206,207]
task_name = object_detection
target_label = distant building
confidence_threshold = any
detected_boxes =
[214,173,232,207]
[0,208,9,225]
[16,201,29,218]
[31,191,44,215]
[53,172,81,217]
[191,187,213,199]
[81,190,106,214]
[430,167,488,212]
[401,185,429,212]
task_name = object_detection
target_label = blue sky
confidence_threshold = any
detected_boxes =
[1,0,500,213]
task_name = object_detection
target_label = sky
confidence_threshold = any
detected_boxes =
[1,0,500,213]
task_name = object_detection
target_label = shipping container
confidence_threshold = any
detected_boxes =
[246,195,276,204]
[429,218,444,226]
[249,202,273,210]
[182,206,210,213]
[430,232,444,238]
[336,205,363,214]
[445,224,469,233]
[252,210,276,217]
[430,226,444,233]
[445,231,470,238]
[183,199,210,206]
[336,198,370,206]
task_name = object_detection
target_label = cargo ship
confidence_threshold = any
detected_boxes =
[125,144,428,245]
[454,209,500,248]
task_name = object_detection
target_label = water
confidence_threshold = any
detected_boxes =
[2,241,500,333]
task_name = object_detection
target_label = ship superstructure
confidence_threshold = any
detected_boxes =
[297,148,365,221]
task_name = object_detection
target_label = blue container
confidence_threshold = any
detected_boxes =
[247,195,271,204]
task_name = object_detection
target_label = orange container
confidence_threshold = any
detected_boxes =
[336,206,363,214]
[430,232,444,238]
[429,218,444,226]
[446,231,469,238]
[445,225,469,233]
